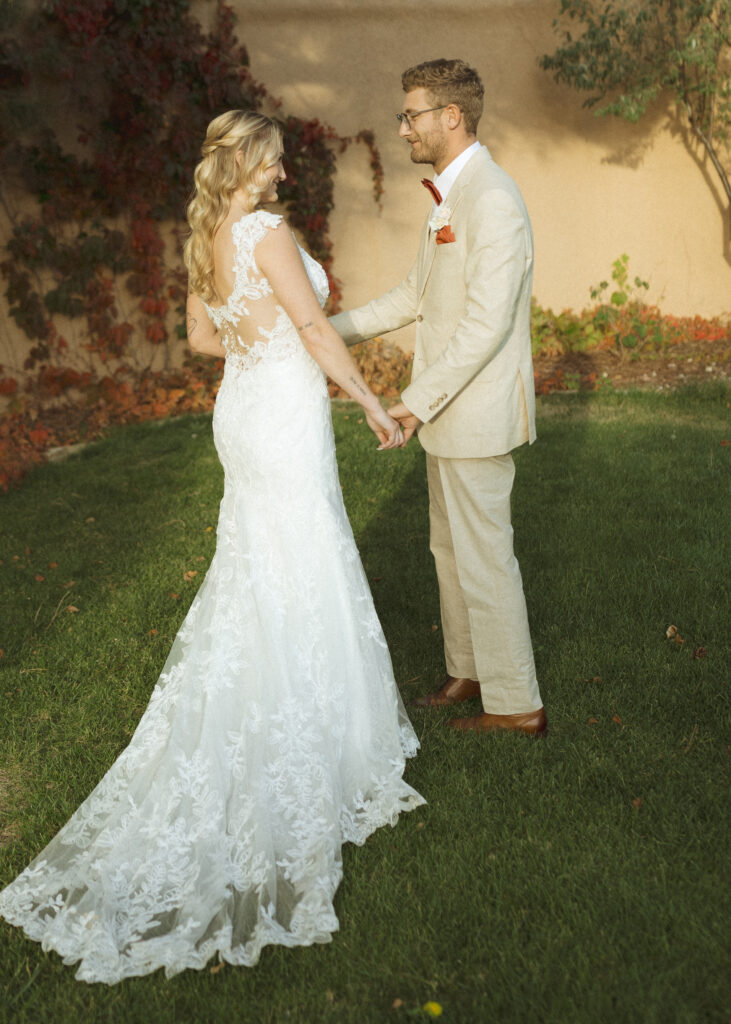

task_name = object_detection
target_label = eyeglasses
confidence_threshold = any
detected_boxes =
[395,106,448,131]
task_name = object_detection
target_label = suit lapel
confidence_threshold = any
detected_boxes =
[417,220,436,298]
[416,146,491,300]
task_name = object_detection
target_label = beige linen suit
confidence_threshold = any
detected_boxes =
[330,146,542,714]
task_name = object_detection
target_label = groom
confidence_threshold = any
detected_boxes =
[330,58,546,736]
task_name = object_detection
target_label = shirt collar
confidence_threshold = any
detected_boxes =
[432,141,481,203]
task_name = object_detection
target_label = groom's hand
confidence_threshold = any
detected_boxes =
[388,402,421,444]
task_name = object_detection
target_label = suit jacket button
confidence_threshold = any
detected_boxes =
[416,314,423,322]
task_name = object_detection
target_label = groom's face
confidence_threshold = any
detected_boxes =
[398,87,448,170]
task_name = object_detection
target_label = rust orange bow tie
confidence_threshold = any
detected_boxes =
[421,178,442,205]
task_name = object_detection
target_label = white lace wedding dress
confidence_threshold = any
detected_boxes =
[0,210,424,983]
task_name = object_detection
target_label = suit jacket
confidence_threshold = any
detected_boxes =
[330,146,537,459]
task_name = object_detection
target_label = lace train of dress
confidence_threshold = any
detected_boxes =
[0,211,425,983]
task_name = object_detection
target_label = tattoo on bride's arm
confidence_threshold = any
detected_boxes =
[349,375,368,397]
[296,321,314,333]
[186,314,198,337]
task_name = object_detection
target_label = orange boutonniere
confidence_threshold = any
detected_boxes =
[435,225,456,245]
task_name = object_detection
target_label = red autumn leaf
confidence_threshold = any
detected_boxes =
[612,714,623,724]
[34,573,45,582]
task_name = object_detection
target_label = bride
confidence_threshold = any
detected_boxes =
[0,110,425,984]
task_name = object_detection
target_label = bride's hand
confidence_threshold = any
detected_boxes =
[365,406,405,450]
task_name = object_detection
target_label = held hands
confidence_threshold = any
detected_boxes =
[365,405,405,450]
[387,402,421,444]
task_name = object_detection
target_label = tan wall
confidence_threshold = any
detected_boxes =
[2,0,728,386]
[231,0,730,336]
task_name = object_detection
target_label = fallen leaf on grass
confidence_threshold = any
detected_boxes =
[0,649,3,659]
[720,439,730,447]
[583,676,602,684]
[183,570,198,581]
[692,646,707,659]
[612,714,623,725]
[391,999,404,1010]
[34,574,45,582]
[63,580,74,589]
[632,798,642,809]
[85,516,95,523]
[168,592,180,600]
[66,605,79,614]
[48,561,58,569]
[588,717,599,724]
[423,1003,443,1018]
[430,624,439,632]
[209,961,224,975]
[147,629,158,636]
[665,624,684,644]
[195,556,206,562]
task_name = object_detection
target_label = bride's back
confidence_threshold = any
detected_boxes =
[208,211,284,350]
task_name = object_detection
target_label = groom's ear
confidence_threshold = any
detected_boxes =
[445,104,463,131]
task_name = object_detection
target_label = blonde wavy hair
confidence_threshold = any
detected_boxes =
[184,110,283,302]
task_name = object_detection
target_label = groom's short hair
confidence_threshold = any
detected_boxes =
[402,59,484,135]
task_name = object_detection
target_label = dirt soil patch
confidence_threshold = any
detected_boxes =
[533,340,729,394]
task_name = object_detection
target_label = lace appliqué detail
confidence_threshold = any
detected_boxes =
[202,210,329,376]
[203,211,283,331]
[223,310,299,375]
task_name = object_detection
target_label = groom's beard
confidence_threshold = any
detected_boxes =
[407,131,448,168]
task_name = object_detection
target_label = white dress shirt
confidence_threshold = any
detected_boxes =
[431,141,482,205]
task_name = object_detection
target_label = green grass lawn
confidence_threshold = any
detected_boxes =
[0,386,728,1024]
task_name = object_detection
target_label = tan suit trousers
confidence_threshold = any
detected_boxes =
[426,453,542,715]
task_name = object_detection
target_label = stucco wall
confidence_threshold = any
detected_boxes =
[229,0,730,330]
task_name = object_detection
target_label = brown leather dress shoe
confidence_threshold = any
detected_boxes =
[448,707,547,737]
[410,675,481,708]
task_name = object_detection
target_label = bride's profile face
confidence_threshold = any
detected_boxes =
[260,151,286,205]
